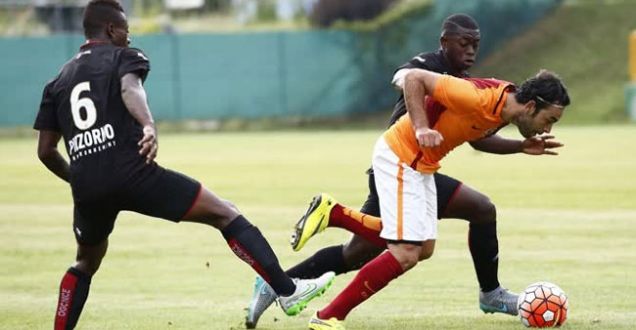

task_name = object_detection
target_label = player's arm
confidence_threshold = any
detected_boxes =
[470,134,563,155]
[37,130,70,183]
[403,69,444,147]
[391,53,432,91]
[121,72,157,164]
[392,68,413,91]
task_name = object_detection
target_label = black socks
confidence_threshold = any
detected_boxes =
[222,215,295,296]
[468,222,500,292]
[286,245,348,279]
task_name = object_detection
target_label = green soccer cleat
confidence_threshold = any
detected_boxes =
[290,193,336,252]
[278,271,335,316]
[245,276,277,329]
[308,311,346,330]
[479,286,519,316]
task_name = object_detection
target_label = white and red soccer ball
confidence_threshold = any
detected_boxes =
[517,281,568,328]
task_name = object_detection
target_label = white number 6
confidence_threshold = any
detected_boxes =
[70,81,97,130]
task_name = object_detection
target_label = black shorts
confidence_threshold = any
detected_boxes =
[361,169,462,219]
[72,167,201,245]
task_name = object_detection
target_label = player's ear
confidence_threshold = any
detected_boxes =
[440,36,448,50]
[106,22,115,41]
[524,100,537,115]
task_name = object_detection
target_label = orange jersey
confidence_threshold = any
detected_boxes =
[384,75,514,173]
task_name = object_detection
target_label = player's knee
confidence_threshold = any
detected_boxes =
[184,189,241,228]
[390,244,421,270]
[418,247,434,261]
[74,259,102,276]
[221,199,240,213]
[418,240,436,261]
[74,241,107,276]
[197,204,240,229]
[210,201,239,220]
[207,214,236,230]
[473,196,496,224]
[400,253,420,270]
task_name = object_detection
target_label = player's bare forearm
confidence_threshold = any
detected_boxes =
[40,151,71,183]
[470,134,564,156]
[404,69,443,147]
[37,130,70,183]
[469,135,523,154]
[121,73,154,128]
[404,70,432,130]
[121,73,158,163]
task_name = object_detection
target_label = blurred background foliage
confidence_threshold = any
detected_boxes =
[0,0,411,34]
[0,0,634,127]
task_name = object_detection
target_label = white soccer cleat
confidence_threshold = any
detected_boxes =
[245,276,277,329]
[278,272,336,316]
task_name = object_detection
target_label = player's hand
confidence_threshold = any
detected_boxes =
[415,127,443,148]
[138,125,158,164]
[521,135,563,155]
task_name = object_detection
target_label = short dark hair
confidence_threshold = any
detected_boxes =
[83,0,125,39]
[515,70,571,111]
[441,13,479,36]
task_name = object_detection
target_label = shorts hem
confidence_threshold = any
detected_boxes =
[180,183,203,220]
[440,182,463,216]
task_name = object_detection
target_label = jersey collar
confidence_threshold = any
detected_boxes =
[80,40,111,50]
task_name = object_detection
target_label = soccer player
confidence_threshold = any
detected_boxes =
[303,69,570,329]
[245,14,564,328]
[34,1,334,329]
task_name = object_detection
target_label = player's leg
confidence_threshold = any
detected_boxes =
[54,202,116,330]
[55,241,108,330]
[341,235,385,272]
[310,137,437,327]
[339,171,386,271]
[186,186,335,316]
[291,192,385,252]
[129,168,334,317]
[439,177,499,291]
[183,186,303,295]
[310,239,435,329]
[287,170,385,279]
[247,174,384,328]
[436,173,517,315]
[312,239,436,328]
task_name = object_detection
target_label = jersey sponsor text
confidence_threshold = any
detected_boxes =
[68,123,116,160]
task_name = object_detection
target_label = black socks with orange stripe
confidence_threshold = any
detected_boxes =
[221,215,295,296]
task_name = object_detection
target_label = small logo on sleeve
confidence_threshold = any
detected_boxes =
[137,52,148,61]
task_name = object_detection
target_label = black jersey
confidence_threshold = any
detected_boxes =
[34,42,154,201]
[387,49,469,126]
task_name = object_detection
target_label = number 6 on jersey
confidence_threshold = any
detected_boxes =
[70,81,97,130]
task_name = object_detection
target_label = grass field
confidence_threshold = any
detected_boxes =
[1,125,635,329]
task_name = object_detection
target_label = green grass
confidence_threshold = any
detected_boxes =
[473,0,636,124]
[1,126,635,329]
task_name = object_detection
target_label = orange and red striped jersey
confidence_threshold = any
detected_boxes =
[383,74,514,173]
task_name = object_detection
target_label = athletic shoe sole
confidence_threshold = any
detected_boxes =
[290,194,328,251]
[284,276,334,316]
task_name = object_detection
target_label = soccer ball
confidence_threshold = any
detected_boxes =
[517,281,568,328]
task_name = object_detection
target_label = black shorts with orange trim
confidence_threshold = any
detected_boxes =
[72,166,201,245]
[362,169,461,219]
